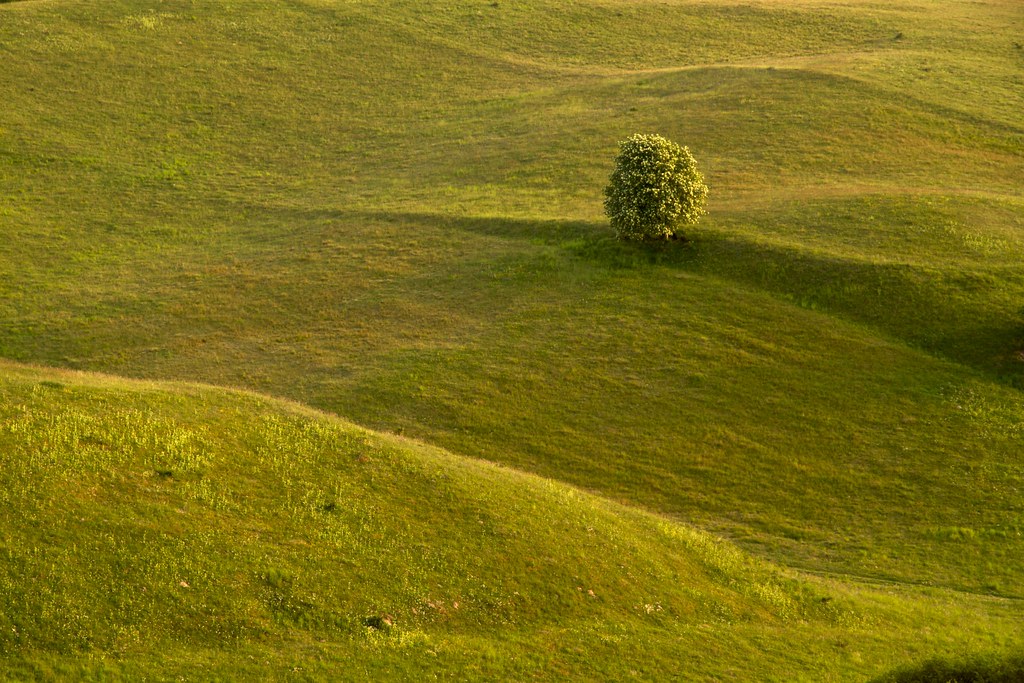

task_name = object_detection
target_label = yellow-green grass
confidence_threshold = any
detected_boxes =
[1,0,1024,676]
[0,361,1021,680]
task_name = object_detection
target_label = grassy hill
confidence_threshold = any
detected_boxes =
[1,0,1023,678]
[0,361,1021,680]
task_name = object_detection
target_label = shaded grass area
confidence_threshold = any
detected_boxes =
[696,194,1024,382]
[871,653,1024,683]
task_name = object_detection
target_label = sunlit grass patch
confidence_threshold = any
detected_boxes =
[0,363,1020,679]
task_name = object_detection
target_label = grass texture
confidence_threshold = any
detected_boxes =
[0,362,1021,680]
[1,0,1023,678]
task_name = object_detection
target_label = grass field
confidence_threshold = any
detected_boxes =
[1,362,1022,680]
[1,0,1023,679]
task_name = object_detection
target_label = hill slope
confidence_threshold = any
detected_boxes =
[0,362,1021,680]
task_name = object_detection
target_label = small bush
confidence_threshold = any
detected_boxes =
[604,133,708,241]
[871,653,1024,683]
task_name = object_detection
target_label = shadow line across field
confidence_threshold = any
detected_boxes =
[275,206,1024,387]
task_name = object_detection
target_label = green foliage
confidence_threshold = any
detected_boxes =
[603,133,708,241]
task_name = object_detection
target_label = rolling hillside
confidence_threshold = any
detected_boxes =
[1,0,1023,678]
[1,362,1021,680]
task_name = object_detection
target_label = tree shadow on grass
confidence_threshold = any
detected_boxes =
[341,209,705,267]
[434,210,1024,387]
[687,227,1024,387]
[257,205,1024,386]
[258,203,706,267]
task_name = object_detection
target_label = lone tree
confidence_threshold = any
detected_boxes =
[604,133,708,241]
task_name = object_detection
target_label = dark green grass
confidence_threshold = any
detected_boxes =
[698,193,1024,380]
[871,653,1024,683]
